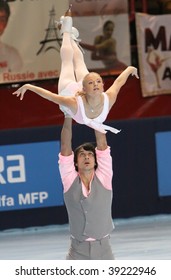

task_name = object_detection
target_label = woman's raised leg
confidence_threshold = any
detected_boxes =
[71,39,89,83]
[58,17,76,93]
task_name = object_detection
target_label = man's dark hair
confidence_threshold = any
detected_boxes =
[74,142,98,171]
[0,1,10,19]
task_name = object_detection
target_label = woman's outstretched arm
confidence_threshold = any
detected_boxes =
[12,84,77,114]
[106,66,139,108]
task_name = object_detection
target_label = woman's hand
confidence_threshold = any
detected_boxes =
[12,84,30,100]
[128,66,139,79]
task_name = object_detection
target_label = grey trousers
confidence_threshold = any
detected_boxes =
[66,236,115,260]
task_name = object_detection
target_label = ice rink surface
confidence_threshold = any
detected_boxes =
[0,214,171,260]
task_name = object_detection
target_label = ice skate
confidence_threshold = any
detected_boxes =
[55,16,81,42]
[64,3,72,17]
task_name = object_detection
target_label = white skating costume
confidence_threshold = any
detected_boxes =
[59,82,121,134]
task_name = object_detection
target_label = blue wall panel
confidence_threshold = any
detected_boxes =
[155,132,171,197]
[0,141,63,211]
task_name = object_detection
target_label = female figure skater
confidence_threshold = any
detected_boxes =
[13,8,139,134]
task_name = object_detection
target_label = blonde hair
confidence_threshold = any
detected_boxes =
[82,72,102,87]
[75,72,102,97]
[75,90,85,97]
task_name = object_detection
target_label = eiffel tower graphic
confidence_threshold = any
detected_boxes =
[37,5,61,55]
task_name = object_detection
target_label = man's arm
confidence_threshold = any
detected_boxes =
[94,129,108,151]
[60,117,72,156]
[59,117,77,193]
[94,129,113,190]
